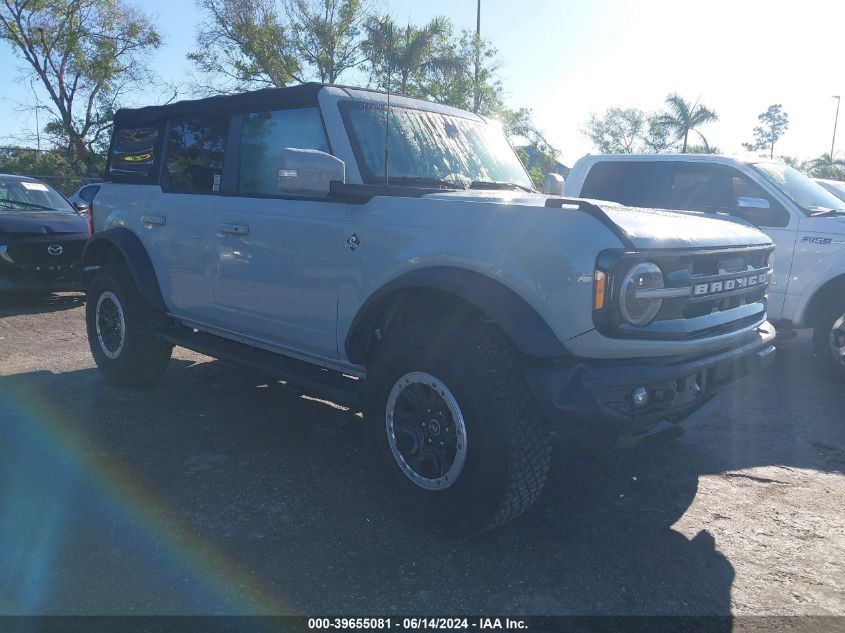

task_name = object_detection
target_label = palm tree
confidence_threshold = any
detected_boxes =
[807,153,845,180]
[363,15,451,95]
[656,93,719,153]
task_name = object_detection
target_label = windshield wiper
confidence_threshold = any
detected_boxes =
[0,200,57,212]
[385,176,467,190]
[810,208,845,217]
[470,180,536,193]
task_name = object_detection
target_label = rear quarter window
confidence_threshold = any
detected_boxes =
[108,127,162,181]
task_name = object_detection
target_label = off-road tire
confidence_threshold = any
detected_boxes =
[86,263,173,385]
[364,319,552,534]
[813,296,845,382]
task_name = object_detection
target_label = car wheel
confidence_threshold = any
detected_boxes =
[813,297,845,382]
[86,263,173,385]
[365,319,552,534]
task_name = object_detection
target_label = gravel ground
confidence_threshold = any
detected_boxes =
[0,292,843,616]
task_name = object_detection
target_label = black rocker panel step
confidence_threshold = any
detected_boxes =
[160,326,363,408]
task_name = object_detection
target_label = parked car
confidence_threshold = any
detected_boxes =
[0,174,88,293]
[815,178,845,203]
[565,154,845,381]
[82,84,776,533]
[67,182,101,211]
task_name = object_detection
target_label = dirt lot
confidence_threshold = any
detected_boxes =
[0,292,843,616]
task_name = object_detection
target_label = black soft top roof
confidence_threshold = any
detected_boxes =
[114,82,328,127]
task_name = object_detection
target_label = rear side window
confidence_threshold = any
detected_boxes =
[80,184,100,202]
[109,127,161,180]
[580,162,672,208]
[238,107,329,195]
[165,116,229,193]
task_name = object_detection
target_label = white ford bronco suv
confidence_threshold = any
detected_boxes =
[83,84,776,533]
[566,154,845,381]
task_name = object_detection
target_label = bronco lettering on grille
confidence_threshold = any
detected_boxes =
[692,271,769,297]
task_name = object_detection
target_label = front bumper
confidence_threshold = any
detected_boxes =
[525,322,776,445]
[0,234,85,292]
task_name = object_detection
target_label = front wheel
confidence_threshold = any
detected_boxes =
[365,319,552,534]
[86,264,173,385]
[813,297,845,383]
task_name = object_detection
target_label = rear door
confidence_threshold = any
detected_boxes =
[143,114,230,322]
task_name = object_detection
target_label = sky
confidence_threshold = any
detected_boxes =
[2,0,845,166]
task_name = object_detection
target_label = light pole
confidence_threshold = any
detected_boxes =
[30,79,41,174]
[473,0,481,112]
[831,95,840,159]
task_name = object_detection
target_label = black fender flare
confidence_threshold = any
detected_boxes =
[345,266,567,362]
[81,227,167,311]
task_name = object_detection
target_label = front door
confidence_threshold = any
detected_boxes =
[210,198,348,358]
[208,106,348,359]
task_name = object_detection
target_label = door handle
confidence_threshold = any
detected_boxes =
[141,215,166,227]
[218,224,249,236]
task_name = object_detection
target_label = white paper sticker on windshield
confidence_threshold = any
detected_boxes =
[21,181,49,191]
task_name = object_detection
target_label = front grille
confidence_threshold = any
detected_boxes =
[597,245,773,340]
[0,236,86,273]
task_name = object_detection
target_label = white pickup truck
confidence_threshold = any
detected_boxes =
[566,154,845,381]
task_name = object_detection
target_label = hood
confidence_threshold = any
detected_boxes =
[0,210,88,236]
[423,190,772,250]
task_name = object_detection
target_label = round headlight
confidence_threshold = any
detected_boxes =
[620,262,664,326]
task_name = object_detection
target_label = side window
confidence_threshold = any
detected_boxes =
[80,185,100,203]
[109,127,161,180]
[669,163,790,227]
[238,107,329,195]
[730,174,790,227]
[669,163,734,212]
[165,116,229,193]
[580,162,672,208]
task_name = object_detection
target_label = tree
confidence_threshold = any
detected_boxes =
[0,0,161,176]
[0,145,92,194]
[284,0,371,83]
[806,153,845,180]
[189,0,297,93]
[743,104,789,159]
[411,27,503,116]
[685,144,721,154]
[779,155,808,171]
[363,15,450,96]
[499,107,560,188]
[642,114,676,153]
[583,108,677,154]
[584,108,645,154]
[655,93,718,153]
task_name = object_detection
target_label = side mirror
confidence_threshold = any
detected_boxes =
[543,173,565,196]
[277,148,345,196]
[73,201,89,214]
[737,197,770,210]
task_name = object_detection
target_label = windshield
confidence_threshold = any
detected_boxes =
[340,102,533,189]
[751,162,845,214]
[0,177,76,213]
[817,179,845,203]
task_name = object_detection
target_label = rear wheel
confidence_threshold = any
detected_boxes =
[86,263,173,385]
[365,319,552,534]
[814,297,845,382]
